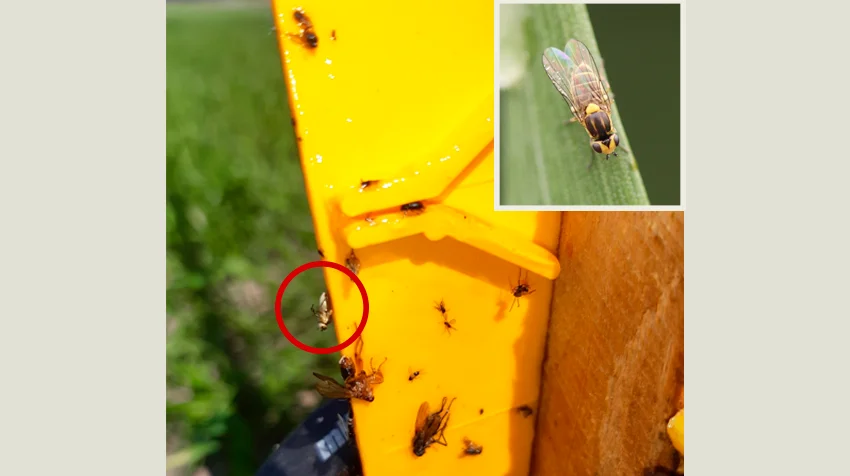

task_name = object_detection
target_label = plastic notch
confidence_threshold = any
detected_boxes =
[341,204,561,281]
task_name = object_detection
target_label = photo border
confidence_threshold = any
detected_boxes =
[493,0,686,211]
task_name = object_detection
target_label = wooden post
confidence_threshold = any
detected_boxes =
[531,212,685,476]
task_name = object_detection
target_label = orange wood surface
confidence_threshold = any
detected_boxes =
[531,212,685,476]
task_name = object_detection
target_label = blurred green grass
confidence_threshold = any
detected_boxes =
[167,5,338,475]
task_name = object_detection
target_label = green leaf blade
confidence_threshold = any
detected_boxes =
[500,4,650,206]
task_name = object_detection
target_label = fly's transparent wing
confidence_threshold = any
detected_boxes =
[562,39,612,115]
[313,372,351,399]
[542,46,583,122]
[415,401,430,432]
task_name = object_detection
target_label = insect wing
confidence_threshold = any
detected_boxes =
[313,372,351,399]
[542,47,582,121]
[562,39,611,114]
[414,401,430,433]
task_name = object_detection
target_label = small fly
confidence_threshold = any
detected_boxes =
[311,291,333,331]
[313,337,386,402]
[516,405,534,418]
[288,8,318,48]
[434,300,457,335]
[345,249,361,278]
[412,397,456,457]
[542,39,629,169]
[360,179,378,191]
[442,315,458,335]
[401,201,425,216]
[408,368,421,381]
[509,268,535,311]
[462,437,483,456]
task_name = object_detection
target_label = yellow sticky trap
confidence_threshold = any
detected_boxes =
[339,91,494,218]
[667,409,684,455]
[271,2,561,475]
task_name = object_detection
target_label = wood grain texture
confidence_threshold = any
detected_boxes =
[530,212,684,476]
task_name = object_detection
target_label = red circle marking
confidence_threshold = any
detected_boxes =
[275,260,369,355]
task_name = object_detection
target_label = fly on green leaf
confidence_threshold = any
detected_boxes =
[542,39,630,169]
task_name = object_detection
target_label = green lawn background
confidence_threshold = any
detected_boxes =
[166,5,337,475]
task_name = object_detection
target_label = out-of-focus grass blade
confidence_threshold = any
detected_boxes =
[166,442,220,471]
[500,4,650,206]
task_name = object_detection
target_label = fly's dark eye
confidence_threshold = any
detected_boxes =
[307,33,318,47]
[591,142,603,154]
[612,134,620,146]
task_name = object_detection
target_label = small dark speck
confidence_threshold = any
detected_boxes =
[517,405,533,418]
[297,137,303,142]
[479,409,483,415]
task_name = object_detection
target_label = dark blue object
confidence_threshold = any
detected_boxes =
[256,399,362,476]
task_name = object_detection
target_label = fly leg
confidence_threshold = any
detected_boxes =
[353,336,365,373]
[434,397,448,415]
[433,414,451,447]
[433,399,456,446]
[367,357,387,385]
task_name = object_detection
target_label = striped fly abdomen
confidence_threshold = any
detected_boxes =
[583,107,613,141]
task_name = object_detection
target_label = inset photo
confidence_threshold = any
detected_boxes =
[497,3,682,208]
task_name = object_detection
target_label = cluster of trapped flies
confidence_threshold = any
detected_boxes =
[310,255,536,462]
[278,4,621,470]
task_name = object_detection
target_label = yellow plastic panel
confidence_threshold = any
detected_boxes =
[270,2,562,475]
